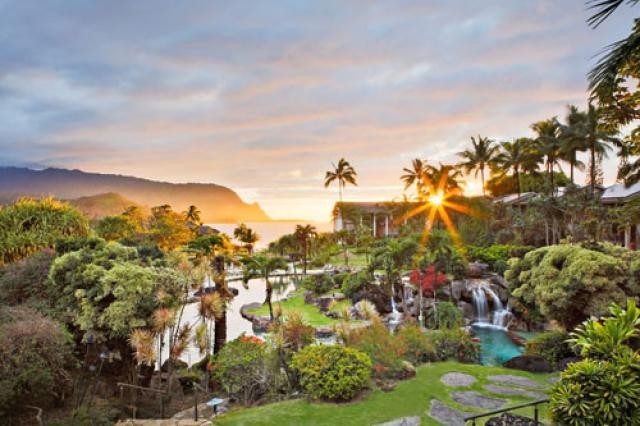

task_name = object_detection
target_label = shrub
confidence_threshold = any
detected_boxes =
[354,299,378,320]
[0,307,76,417]
[341,271,369,298]
[344,318,407,379]
[468,244,534,274]
[211,335,268,404]
[525,331,574,369]
[301,274,335,295]
[396,323,437,364]
[291,345,371,401]
[0,250,55,306]
[550,300,640,424]
[426,301,463,330]
[428,329,480,363]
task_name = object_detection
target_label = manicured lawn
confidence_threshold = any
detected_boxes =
[214,361,557,426]
[327,250,369,268]
[247,293,350,327]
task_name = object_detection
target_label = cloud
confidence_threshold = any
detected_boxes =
[0,0,636,221]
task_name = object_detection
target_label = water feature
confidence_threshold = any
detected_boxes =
[472,325,524,366]
[470,280,510,329]
[389,296,402,326]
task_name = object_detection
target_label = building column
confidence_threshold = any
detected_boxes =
[335,212,344,232]
[625,225,631,248]
[384,215,389,237]
[372,214,377,238]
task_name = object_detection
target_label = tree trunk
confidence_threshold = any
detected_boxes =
[481,167,485,197]
[265,279,274,320]
[515,168,521,199]
[590,142,596,195]
[213,256,227,354]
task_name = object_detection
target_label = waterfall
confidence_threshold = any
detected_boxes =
[470,281,510,329]
[389,296,402,324]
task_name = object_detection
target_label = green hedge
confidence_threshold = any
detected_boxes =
[292,345,371,401]
[468,244,535,274]
[524,331,574,369]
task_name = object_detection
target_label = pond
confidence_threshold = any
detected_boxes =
[164,276,297,366]
[472,325,524,366]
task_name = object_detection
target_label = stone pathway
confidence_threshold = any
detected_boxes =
[373,416,421,426]
[440,372,476,387]
[429,399,469,426]
[487,375,542,389]
[483,384,546,399]
[451,391,506,409]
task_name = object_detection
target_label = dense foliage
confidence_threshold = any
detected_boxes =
[0,307,76,416]
[428,329,480,363]
[506,243,640,329]
[550,301,640,425]
[212,335,268,405]
[0,250,56,308]
[291,345,371,401]
[467,244,534,275]
[0,197,89,266]
[524,331,574,369]
[425,301,463,330]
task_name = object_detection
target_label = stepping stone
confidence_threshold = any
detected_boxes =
[451,391,506,409]
[483,384,546,399]
[488,375,542,389]
[429,400,469,426]
[374,416,421,426]
[440,372,476,387]
[547,376,560,385]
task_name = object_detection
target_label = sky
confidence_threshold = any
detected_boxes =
[0,1,637,222]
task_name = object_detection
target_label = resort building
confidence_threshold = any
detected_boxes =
[333,201,422,238]
[601,181,640,248]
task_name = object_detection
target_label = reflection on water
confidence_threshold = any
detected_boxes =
[163,276,296,366]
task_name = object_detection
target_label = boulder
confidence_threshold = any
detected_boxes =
[252,316,272,333]
[161,359,188,373]
[557,356,582,371]
[488,274,509,290]
[467,262,488,278]
[315,326,335,338]
[503,355,552,373]
[316,295,335,311]
[457,301,475,320]
[353,283,391,314]
[485,413,538,426]
[450,280,465,301]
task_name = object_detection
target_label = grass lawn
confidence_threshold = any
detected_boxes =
[327,250,369,268]
[247,293,351,327]
[213,361,557,426]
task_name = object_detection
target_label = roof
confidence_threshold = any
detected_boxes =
[601,181,640,204]
[334,201,422,214]
[493,192,537,205]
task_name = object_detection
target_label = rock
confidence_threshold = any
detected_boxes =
[440,372,477,387]
[252,316,272,333]
[316,295,335,311]
[457,301,475,320]
[488,274,509,289]
[303,290,315,304]
[451,391,506,409]
[331,292,346,301]
[399,361,416,380]
[353,283,391,314]
[429,399,469,426]
[172,402,215,420]
[161,359,188,373]
[503,356,552,373]
[374,416,421,426]
[467,262,488,278]
[450,280,465,301]
[488,375,542,389]
[485,413,538,426]
[483,384,546,399]
[315,326,335,338]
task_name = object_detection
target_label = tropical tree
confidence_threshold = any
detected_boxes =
[0,197,90,266]
[184,205,202,225]
[324,158,357,202]
[234,223,260,254]
[148,204,193,251]
[242,255,289,320]
[558,105,587,184]
[531,118,563,193]
[491,138,536,198]
[401,158,429,198]
[294,224,317,274]
[457,135,499,196]
[425,164,464,194]
[370,237,419,313]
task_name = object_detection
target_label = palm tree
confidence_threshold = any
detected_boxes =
[234,223,259,254]
[425,164,464,193]
[184,205,201,224]
[580,104,620,194]
[370,237,418,313]
[559,105,587,184]
[324,158,357,202]
[457,135,499,196]
[491,138,534,198]
[294,224,317,274]
[243,255,289,320]
[401,158,429,198]
[531,118,563,193]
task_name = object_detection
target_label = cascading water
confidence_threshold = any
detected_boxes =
[390,296,402,324]
[470,280,510,329]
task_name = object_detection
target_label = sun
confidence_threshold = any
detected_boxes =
[428,191,444,206]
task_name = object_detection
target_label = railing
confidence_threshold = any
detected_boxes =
[117,382,168,419]
[463,398,549,425]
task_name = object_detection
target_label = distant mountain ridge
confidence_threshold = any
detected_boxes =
[67,192,147,220]
[0,167,270,222]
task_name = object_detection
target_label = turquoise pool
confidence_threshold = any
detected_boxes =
[472,325,524,366]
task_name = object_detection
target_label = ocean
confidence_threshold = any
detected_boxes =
[206,221,333,249]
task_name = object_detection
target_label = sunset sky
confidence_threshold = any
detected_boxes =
[0,1,636,222]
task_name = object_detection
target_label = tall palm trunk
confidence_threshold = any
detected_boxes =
[480,166,486,197]
[213,255,227,354]
[515,168,521,199]
[590,139,596,195]
[264,277,274,320]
